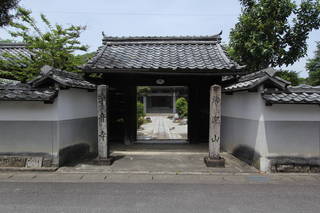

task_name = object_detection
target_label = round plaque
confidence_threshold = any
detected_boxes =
[156,79,165,85]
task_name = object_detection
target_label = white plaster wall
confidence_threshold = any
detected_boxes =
[263,104,320,121]
[0,101,58,121]
[221,92,267,169]
[55,88,98,153]
[0,89,97,121]
[0,88,98,161]
[222,92,264,120]
[263,104,320,158]
[0,99,59,158]
[221,91,267,157]
[57,88,97,120]
[222,91,320,171]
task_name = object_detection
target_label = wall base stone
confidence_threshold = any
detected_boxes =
[269,156,320,173]
[0,153,55,168]
[271,164,320,173]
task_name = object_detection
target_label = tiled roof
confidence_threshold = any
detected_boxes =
[0,83,57,101]
[238,67,277,82]
[287,84,320,93]
[29,65,96,90]
[263,85,320,105]
[0,65,96,102]
[0,43,32,64]
[224,68,289,92]
[83,34,244,73]
[0,78,20,84]
[262,92,320,105]
[224,77,264,91]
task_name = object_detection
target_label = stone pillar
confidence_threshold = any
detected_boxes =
[96,85,113,165]
[204,85,225,167]
[172,89,176,114]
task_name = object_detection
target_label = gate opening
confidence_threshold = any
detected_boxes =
[136,86,188,142]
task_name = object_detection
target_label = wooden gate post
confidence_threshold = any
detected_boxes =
[204,85,225,167]
[96,85,113,165]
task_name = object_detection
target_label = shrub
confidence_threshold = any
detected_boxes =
[137,117,145,128]
[137,101,145,128]
[176,97,188,118]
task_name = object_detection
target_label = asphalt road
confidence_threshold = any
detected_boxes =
[0,182,319,213]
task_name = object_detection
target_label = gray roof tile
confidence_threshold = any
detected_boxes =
[0,65,96,102]
[0,83,57,101]
[0,43,32,64]
[224,68,287,92]
[29,65,96,90]
[83,34,244,73]
[263,85,320,104]
[288,84,320,93]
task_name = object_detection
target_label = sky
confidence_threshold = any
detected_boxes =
[0,0,319,77]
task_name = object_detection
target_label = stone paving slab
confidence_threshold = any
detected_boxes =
[138,115,187,140]
[57,143,258,175]
[57,152,257,174]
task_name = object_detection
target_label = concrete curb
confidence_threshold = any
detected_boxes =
[56,170,247,175]
[0,172,319,185]
[0,167,58,172]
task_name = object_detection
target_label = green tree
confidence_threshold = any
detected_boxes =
[0,39,16,43]
[137,86,151,98]
[0,0,20,27]
[229,0,320,72]
[306,42,320,85]
[276,70,301,86]
[176,97,188,118]
[0,7,88,82]
[74,52,95,66]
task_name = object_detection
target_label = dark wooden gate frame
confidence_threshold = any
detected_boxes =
[91,71,225,144]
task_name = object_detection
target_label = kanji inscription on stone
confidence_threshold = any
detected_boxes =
[209,85,222,159]
[97,85,109,158]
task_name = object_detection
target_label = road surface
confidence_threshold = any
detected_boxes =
[0,182,319,213]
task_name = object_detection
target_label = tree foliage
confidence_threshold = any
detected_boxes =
[74,52,95,66]
[137,86,151,98]
[0,0,20,27]
[176,97,188,118]
[229,0,320,72]
[306,42,320,85]
[0,7,88,82]
[0,39,16,43]
[276,70,301,86]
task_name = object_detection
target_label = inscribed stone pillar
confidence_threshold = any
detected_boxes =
[209,85,221,159]
[204,84,225,167]
[96,85,113,164]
